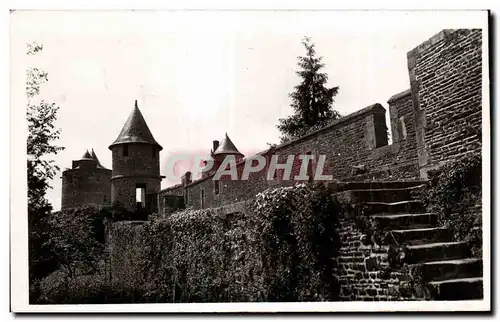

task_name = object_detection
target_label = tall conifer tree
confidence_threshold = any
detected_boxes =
[277,37,340,142]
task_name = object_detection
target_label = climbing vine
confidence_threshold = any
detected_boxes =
[136,183,342,302]
[426,152,482,257]
[254,183,341,301]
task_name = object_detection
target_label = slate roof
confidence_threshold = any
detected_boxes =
[109,100,163,150]
[90,148,108,170]
[80,149,92,160]
[213,133,243,157]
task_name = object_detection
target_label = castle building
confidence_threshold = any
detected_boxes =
[61,101,165,212]
[202,133,245,179]
[61,148,112,210]
[213,133,244,165]
[108,100,164,213]
[61,29,483,218]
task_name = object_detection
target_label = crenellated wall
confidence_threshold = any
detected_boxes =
[158,102,420,213]
[101,27,484,303]
[61,28,484,217]
[157,28,483,214]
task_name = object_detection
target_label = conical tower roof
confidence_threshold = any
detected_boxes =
[90,148,107,169]
[80,149,92,160]
[213,133,243,157]
[109,100,163,150]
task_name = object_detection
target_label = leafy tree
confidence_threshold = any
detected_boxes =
[277,37,340,142]
[26,42,65,301]
[43,206,105,297]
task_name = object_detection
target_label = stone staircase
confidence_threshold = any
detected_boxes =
[335,181,483,301]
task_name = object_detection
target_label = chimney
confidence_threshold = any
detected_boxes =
[182,171,192,186]
[212,140,220,153]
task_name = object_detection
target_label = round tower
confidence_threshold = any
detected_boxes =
[212,133,244,169]
[109,100,163,212]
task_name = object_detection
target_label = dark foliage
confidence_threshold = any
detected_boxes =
[30,206,106,303]
[37,284,149,305]
[129,183,342,303]
[426,153,482,214]
[426,152,482,256]
[256,183,341,301]
[26,42,65,300]
[102,205,151,222]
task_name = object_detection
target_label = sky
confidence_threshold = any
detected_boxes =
[10,10,487,211]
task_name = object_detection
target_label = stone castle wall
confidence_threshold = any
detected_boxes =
[158,102,420,213]
[111,144,162,211]
[111,144,161,177]
[157,28,483,214]
[61,160,111,210]
[336,215,400,301]
[105,28,485,301]
[408,29,483,178]
[111,177,161,211]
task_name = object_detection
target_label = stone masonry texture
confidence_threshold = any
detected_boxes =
[61,159,112,210]
[97,28,484,302]
[408,29,482,177]
[111,143,161,211]
[159,103,421,212]
[156,29,483,213]
[337,215,401,301]
[63,28,483,216]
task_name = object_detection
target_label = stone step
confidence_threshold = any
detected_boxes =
[340,163,423,183]
[334,186,425,204]
[406,241,471,264]
[361,200,425,216]
[372,213,438,230]
[429,277,484,300]
[414,258,482,282]
[391,226,453,245]
[328,180,428,193]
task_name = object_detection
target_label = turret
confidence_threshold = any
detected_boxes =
[212,133,243,168]
[108,100,163,212]
[61,149,111,210]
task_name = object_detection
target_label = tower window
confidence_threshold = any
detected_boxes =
[136,183,146,209]
[201,189,205,209]
[123,144,129,157]
[152,147,156,159]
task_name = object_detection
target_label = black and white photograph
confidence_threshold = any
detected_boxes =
[8,8,490,313]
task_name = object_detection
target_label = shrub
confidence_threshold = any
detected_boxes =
[426,152,482,256]
[137,183,341,302]
[427,153,481,214]
[139,202,263,303]
[31,205,107,304]
[38,273,145,304]
[254,183,340,301]
[37,184,342,304]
